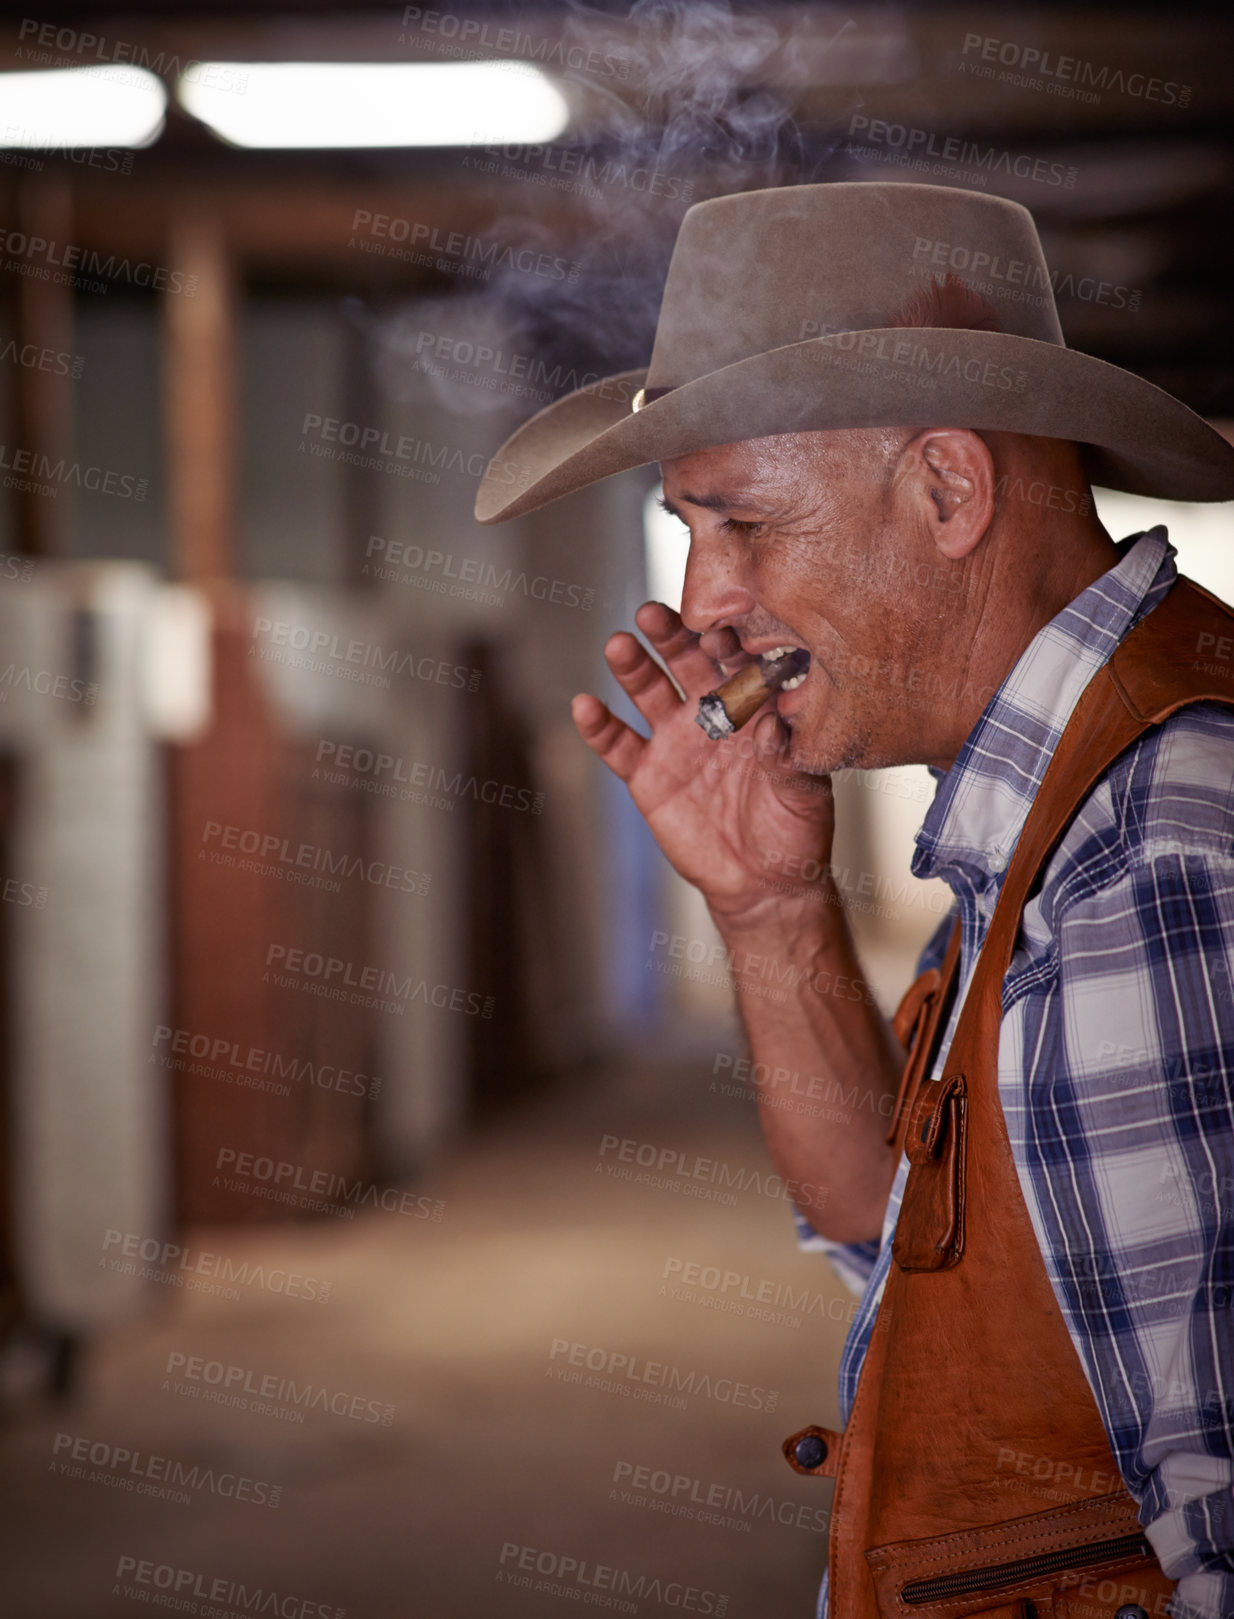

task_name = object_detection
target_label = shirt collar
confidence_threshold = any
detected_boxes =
[911,527,1177,895]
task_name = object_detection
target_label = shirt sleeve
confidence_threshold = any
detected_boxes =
[1014,850,1234,1619]
[795,1212,880,1295]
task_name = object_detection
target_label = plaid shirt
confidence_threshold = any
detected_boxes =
[799,529,1234,1619]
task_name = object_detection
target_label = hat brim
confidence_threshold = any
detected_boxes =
[474,331,1234,524]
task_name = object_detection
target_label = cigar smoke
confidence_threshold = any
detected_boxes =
[373,0,819,419]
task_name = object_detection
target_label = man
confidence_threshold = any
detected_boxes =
[475,184,1234,1619]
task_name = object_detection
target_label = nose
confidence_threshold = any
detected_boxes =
[678,532,755,636]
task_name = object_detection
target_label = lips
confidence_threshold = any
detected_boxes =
[758,644,811,691]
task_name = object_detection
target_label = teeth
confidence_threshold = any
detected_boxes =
[780,672,807,690]
[764,644,798,659]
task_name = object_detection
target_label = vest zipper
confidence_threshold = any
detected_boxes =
[898,1529,1151,1604]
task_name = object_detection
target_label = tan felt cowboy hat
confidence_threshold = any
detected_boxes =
[474,181,1234,524]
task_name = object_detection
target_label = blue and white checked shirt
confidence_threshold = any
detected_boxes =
[799,528,1234,1619]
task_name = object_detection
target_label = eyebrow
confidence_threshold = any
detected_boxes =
[657,489,762,521]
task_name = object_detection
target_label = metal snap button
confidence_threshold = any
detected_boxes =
[794,1434,827,1469]
[1113,1606,1148,1619]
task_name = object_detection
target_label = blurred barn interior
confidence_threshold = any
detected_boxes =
[0,3,1231,1615]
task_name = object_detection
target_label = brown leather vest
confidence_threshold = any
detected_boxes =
[783,577,1234,1619]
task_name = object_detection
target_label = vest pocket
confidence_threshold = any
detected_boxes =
[891,1072,967,1272]
[864,1493,1166,1619]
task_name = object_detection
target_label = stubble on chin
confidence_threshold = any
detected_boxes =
[786,711,879,777]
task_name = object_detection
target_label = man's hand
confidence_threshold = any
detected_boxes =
[574,599,904,1243]
[572,602,835,933]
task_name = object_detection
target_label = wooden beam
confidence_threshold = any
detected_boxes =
[10,175,75,558]
[162,213,236,581]
[76,175,583,274]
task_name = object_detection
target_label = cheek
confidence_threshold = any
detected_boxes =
[753,550,823,616]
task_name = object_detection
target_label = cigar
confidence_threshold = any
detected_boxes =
[695,647,810,741]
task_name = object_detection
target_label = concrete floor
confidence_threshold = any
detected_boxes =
[0,1051,859,1619]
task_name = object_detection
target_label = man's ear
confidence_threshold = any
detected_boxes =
[909,429,995,561]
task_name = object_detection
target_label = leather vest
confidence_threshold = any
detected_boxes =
[782,577,1234,1619]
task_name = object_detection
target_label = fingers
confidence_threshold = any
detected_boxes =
[634,601,727,694]
[698,625,745,669]
[571,693,646,782]
[750,711,791,768]
[603,629,686,726]
[750,713,833,808]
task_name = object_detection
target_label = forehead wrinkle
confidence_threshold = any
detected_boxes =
[667,473,815,519]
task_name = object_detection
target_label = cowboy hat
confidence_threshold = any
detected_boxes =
[474,181,1234,524]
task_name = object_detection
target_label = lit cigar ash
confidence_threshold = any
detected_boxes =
[695,648,810,741]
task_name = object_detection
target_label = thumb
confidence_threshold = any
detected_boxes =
[750,712,833,815]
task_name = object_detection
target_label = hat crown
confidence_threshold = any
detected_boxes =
[645,182,1065,388]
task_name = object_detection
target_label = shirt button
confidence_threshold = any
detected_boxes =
[988,851,1006,873]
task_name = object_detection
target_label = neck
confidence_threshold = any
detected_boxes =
[926,506,1122,773]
